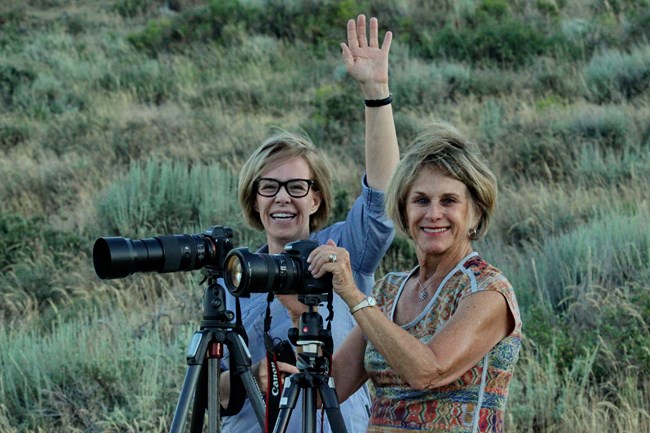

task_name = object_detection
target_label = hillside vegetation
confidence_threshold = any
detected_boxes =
[1,0,649,432]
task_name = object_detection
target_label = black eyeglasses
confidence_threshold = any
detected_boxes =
[255,178,315,198]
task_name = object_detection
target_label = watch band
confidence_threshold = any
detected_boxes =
[349,296,377,315]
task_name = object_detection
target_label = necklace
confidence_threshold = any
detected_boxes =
[416,274,436,301]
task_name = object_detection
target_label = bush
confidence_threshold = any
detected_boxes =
[520,206,649,310]
[114,0,157,18]
[94,157,240,237]
[566,284,650,380]
[584,45,650,102]
[0,63,36,109]
[420,8,576,67]
[0,212,86,320]
[0,118,30,151]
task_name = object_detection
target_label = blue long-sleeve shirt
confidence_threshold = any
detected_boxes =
[220,175,394,433]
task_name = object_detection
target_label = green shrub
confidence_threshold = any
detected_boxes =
[127,16,175,54]
[391,60,476,108]
[566,283,650,380]
[0,212,86,320]
[626,6,650,45]
[127,0,259,52]
[561,105,632,151]
[114,0,157,18]
[521,206,649,309]
[309,82,358,145]
[496,124,575,183]
[0,309,186,432]
[422,11,575,67]
[584,45,650,102]
[0,213,83,271]
[0,118,30,151]
[94,157,240,237]
[258,0,366,46]
[0,63,36,109]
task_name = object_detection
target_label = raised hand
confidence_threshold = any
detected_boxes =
[341,14,393,97]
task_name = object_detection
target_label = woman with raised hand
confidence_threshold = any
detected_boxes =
[219,15,399,433]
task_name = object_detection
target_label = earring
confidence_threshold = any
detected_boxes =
[468,227,477,239]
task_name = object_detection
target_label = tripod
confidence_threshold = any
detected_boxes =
[168,269,266,433]
[272,294,348,433]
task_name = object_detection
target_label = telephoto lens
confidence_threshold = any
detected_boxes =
[223,239,331,297]
[93,226,233,279]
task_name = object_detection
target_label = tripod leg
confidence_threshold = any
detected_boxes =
[208,356,221,433]
[225,331,266,428]
[189,363,208,433]
[302,385,317,433]
[318,377,348,433]
[169,364,203,433]
[272,374,301,433]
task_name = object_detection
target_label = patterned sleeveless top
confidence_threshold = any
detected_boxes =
[364,252,522,433]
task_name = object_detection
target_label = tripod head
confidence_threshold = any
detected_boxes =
[199,267,236,324]
[285,291,335,380]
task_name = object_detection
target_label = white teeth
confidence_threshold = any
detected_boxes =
[271,213,295,219]
[423,227,447,233]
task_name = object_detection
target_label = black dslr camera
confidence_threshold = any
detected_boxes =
[223,239,332,300]
[93,225,233,279]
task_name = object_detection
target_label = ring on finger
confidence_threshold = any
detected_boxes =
[328,253,337,263]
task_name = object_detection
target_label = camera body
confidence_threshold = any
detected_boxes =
[223,239,332,298]
[93,225,233,279]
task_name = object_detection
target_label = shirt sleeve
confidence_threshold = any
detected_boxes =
[314,174,395,276]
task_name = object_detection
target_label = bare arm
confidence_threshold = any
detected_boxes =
[341,15,399,191]
[310,244,515,390]
[351,290,513,389]
[331,326,369,402]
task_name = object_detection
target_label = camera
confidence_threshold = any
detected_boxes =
[93,225,233,279]
[223,239,332,298]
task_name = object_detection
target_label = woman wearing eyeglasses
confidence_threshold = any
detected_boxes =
[218,15,399,433]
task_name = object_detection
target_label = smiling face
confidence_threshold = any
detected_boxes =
[406,167,478,264]
[254,156,322,253]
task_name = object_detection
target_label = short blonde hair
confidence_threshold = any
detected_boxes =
[238,129,333,232]
[386,122,497,240]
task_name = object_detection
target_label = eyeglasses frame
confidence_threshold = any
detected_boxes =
[254,177,316,198]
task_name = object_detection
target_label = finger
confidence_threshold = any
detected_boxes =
[318,247,348,278]
[356,14,368,48]
[341,42,353,68]
[369,17,379,48]
[347,18,358,49]
[277,362,299,375]
[326,239,337,247]
[381,30,393,54]
[310,249,337,277]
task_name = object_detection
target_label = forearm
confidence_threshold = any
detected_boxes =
[332,326,369,402]
[365,107,399,191]
[347,291,514,390]
[363,85,399,191]
[348,304,444,390]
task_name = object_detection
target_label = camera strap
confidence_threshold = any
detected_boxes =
[323,289,334,358]
[263,293,296,432]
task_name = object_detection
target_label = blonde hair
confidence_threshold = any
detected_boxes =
[386,122,497,240]
[238,129,333,232]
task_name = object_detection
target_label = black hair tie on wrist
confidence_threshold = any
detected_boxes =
[364,94,393,107]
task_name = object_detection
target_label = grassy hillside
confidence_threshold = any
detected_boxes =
[1,0,649,432]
